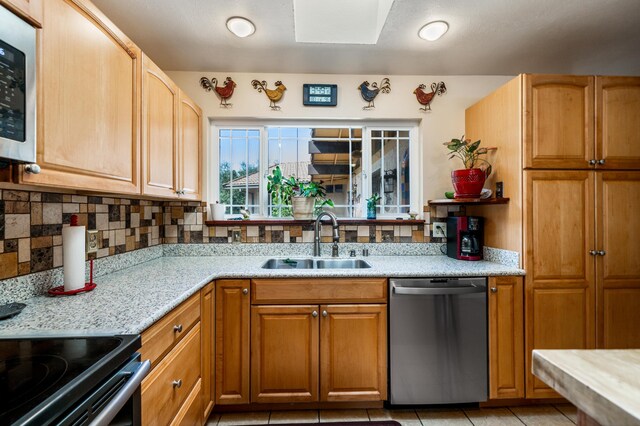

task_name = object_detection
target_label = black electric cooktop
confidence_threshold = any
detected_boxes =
[0,335,140,425]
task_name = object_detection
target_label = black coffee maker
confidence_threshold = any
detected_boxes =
[446,216,484,261]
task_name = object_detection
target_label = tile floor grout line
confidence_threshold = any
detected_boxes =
[507,406,528,425]
[553,404,577,425]
[461,408,477,426]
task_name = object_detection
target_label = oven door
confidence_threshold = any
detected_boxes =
[55,355,150,426]
[0,5,36,163]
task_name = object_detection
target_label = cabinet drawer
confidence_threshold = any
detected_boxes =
[142,322,201,426]
[141,293,200,368]
[170,378,203,426]
[251,278,387,304]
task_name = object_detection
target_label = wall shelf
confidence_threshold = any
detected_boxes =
[427,197,510,206]
[205,219,425,226]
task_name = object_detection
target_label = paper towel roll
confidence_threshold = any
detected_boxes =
[63,226,86,291]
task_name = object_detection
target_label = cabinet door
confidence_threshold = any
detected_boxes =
[488,276,524,399]
[200,283,214,418]
[596,76,640,170]
[320,304,387,402]
[0,0,42,26]
[524,170,596,398]
[215,280,250,404]
[251,305,319,403]
[142,55,179,198]
[596,172,640,348]
[523,74,594,169]
[21,0,141,194]
[178,90,202,200]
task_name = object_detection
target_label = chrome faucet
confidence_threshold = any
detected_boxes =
[314,211,339,257]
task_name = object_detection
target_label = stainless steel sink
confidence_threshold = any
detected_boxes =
[314,259,372,269]
[261,258,372,269]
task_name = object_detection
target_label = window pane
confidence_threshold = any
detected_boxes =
[218,128,260,215]
[369,128,411,216]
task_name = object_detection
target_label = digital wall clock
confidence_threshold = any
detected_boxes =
[303,84,337,106]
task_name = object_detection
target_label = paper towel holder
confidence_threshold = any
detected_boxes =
[48,259,96,296]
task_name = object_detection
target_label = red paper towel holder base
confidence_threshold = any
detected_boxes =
[48,259,96,296]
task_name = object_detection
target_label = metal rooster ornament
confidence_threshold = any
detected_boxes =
[413,81,447,111]
[251,80,287,110]
[200,76,236,108]
[358,78,391,110]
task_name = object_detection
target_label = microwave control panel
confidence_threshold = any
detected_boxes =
[0,39,26,143]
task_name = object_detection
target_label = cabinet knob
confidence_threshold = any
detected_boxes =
[173,324,182,332]
[588,159,597,166]
[598,250,606,256]
[589,250,597,256]
[490,287,497,293]
[24,164,41,174]
[312,311,318,318]
[598,159,605,165]
[242,288,249,295]
[172,379,182,389]
[322,310,328,317]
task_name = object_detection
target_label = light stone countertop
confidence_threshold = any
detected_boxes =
[0,255,524,336]
[533,349,640,426]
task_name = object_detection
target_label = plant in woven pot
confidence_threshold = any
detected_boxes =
[283,176,334,220]
[444,136,497,198]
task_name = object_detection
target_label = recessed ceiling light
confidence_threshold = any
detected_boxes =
[226,17,255,38]
[418,21,449,41]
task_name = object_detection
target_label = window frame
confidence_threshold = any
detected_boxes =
[209,120,422,219]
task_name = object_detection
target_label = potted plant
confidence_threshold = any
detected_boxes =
[266,166,293,217]
[366,193,381,219]
[284,176,334,219]
[444,136,497,198]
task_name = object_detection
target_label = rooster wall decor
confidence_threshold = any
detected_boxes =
[251,80,287,110]
[413,81,447,111]
[200,76,236,108]
[358,78,391,110]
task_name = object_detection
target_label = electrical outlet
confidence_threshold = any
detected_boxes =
[232,230,242,243]
[87,230,99,254]
[432,222,447,238]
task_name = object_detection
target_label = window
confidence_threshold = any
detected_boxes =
[214,123,420,218]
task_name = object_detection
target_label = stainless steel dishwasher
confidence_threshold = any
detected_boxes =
[389,277,488,405]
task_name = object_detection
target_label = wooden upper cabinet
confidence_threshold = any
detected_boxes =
[0,0,42,27]
[20,0,140,193]
[596,172,640,349]
[142,55,179,198]
[596,76,640,170]
[523,74,594,169]
[215,280,250,405]
[178,90,202,200]
[320,304,387,402]
[251,305,319,403]
[488,276,524,399]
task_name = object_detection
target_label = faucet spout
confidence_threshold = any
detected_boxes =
[314,211,339,257]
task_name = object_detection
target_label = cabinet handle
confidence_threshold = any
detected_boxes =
[24,164,41,174]
[242,288,249,295]
[173,324,182,332]
[598,159,605,165]
[312,311,318,318]
[490,287,497,293]
[172,379,182,389]
[598,250,606,256]
[322,310,328,317]
[589,250,597,256]
[588,159,597,166]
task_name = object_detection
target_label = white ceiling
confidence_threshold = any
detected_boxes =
[91,0,640,75]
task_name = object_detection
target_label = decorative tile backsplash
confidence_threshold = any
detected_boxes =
[0,188,461,281]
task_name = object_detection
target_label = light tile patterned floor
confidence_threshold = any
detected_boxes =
[207,404,577,426]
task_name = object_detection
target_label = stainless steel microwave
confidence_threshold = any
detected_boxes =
[0,5,36,164]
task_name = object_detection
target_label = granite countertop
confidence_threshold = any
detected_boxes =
[533,349,640,426]
[0,255,524,336]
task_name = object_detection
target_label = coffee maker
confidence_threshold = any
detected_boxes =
[446,216,484,261]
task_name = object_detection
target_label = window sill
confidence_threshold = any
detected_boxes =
[205,218,425,226]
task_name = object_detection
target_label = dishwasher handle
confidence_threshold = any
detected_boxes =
[392,283,485,295]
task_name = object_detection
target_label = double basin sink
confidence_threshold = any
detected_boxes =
[262,258,372,269]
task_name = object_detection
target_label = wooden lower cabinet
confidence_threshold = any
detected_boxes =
[171,379,203,426]
[488,276,524,399]
[201,283,215,417]
[320,304,387,402]
[215,280,250,405]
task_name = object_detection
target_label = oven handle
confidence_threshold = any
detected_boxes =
[89,359,151,426]
[392,283,485,295]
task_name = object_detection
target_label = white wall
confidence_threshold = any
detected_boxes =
[167,71,512,204]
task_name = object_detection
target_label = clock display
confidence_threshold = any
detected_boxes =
[303,84,337,106]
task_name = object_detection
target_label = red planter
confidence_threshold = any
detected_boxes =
[451,168,486,198]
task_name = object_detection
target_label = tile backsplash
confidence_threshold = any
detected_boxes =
[0,188,458,281]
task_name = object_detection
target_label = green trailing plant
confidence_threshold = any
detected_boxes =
[266,166,334,217]
[366,193,381,208]
[443,136,497,176]
[284,176,334,213]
